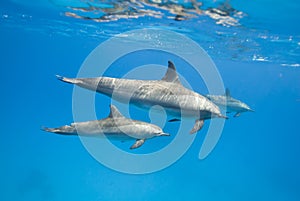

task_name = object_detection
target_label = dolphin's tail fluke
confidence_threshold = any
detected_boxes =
[41,126,58,133]
[56,75,80,84]
[41,125,77,135]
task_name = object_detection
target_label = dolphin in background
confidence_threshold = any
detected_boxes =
[206,88,254,117]
[42,105,169,149]
[56,61,227,134]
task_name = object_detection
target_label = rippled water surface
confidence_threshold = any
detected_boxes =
[2,0,300,66]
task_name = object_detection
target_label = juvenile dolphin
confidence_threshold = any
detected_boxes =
[42,105,169,149]
[56,61,227,133]
[206,88,254,117]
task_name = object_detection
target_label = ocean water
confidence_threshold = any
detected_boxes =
[1,0,300,201]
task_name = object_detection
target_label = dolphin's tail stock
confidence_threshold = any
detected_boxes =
[56,75,81,84]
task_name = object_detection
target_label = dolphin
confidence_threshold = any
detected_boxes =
[206,88,254,117]
[56,61,227,134]
[42,105,170,149]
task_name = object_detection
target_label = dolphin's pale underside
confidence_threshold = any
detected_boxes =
[42,105,169,149]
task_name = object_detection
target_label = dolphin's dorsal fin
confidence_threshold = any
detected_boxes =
[161,61,181,84]
[108,105,125,118]
[225,88,231,97]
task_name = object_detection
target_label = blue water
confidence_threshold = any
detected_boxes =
[1,0,300,200]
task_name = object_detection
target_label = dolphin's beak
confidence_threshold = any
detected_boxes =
[249,109,255,112]
[218,114,229,119]
[158,132,170,136]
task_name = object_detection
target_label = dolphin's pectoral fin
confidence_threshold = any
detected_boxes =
[168,118,181,122]
[234,112,241,117]
[130,139,145,149]
[189,119,204,134]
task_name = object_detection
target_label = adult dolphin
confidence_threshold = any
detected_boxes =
[42,105,169,149]
[57,61,227,133]
[206,88,254,117]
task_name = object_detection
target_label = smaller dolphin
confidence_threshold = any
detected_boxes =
[42,105,169,149]
[206,89,254,117]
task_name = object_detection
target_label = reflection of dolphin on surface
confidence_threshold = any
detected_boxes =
[206,89,254,117]
[56,61,227,134]
[42,105,169,149]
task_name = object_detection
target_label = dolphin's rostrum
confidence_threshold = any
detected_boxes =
[42,105,169,149]
[57,61,227,133]
[206,88,254,117]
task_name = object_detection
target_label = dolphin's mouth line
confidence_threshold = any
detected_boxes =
[218,114,229,119]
